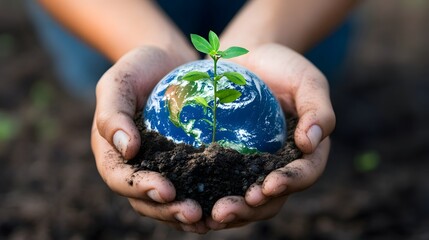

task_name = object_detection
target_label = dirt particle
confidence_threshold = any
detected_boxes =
[126,177,134,186]
[281,166,303,179]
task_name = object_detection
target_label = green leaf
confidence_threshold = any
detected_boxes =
[181,71,210,81]
[190,34,212,54]
[208,31,220,51]
[223,72,246,86]
[220,46,249,59]
[216,89,242,103]
[193,96,209,108]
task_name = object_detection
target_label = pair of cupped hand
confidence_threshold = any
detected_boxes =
[91,43,335,233]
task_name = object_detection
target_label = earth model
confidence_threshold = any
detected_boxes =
[144,60,286,154]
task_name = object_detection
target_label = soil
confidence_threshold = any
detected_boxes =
[128,115,302,215]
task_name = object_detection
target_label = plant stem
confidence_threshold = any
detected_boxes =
[212,57,218,143]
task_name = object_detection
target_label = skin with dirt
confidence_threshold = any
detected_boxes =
[127,114,302,215]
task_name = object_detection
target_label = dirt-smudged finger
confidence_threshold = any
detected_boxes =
[262,138,330,196]
[92,123,175,202]
[128,198,203,225]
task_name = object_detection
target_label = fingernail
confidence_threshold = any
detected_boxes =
[113,130,129,156]
[147,189,163,202]
[307,125,322,150]
[220,214,236,223]
[174,212,189,224]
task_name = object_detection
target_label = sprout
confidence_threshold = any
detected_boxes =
[180,31,249,142]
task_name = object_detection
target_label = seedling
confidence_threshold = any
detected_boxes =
[179,31,249,143]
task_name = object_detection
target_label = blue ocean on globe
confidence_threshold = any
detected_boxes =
[143,60,286,154]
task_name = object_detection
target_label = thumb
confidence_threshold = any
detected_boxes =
[94,67,141,160]
[293,74,336,154]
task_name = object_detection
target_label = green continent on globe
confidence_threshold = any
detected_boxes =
[165,79,212,143]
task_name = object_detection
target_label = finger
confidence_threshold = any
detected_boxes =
[205,217,244,231]
[262,137,330,196]
[178,221,210,234]
[208,195,288,230]
[129,198,209,233]
[166,221,210,234]
[244,183,267,207]
[128,198,203,225]
[94,65,142,160]
[293,73,336,153]
[91,122,176,202]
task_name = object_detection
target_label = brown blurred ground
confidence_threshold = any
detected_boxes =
[1,1,429,239]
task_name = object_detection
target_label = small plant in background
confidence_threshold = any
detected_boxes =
[354,150,381,172]
[179,30,249,142]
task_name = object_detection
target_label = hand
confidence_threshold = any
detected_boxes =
[206,43,335,230]
[90,46,210,233]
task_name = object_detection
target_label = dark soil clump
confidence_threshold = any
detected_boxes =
[127,114,302,215]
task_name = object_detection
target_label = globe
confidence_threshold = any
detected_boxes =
[143,60,286,154]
